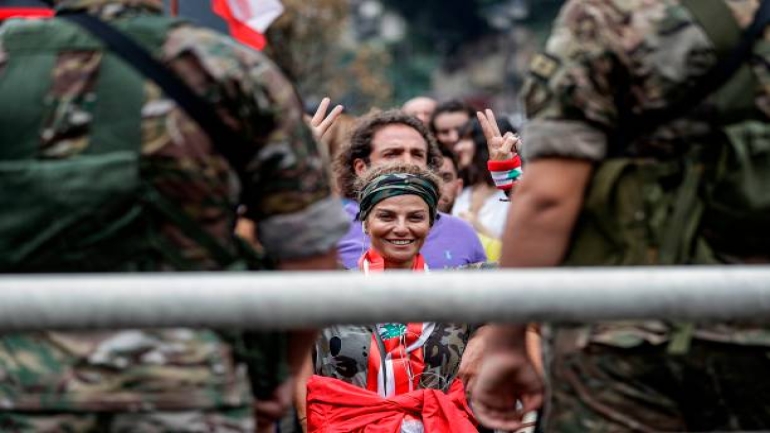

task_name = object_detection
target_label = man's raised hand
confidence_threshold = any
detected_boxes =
[308,97,344,141]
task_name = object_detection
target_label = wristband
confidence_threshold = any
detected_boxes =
[487,155,523,191]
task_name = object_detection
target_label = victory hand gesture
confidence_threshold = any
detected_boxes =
[307,97,344,141]
[477,109,520,161]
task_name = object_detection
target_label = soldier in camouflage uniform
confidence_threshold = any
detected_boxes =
[470,0,770,431]
[0,0,349,431]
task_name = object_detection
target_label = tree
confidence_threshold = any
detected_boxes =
[265,0,394,113]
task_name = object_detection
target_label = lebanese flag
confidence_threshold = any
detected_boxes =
[0,7,53,20]
[306,376,477,433]
[212,0,284,50]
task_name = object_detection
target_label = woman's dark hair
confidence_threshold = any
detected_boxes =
[429,99,475,135]
[461,117,517,187]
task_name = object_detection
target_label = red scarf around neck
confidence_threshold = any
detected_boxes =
[305,248,476,432]
[358,248,429,396]
[358,248,428,273]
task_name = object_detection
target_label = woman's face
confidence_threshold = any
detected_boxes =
[365,194,431,269]
[454,136,474,169]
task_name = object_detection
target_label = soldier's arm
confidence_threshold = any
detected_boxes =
[503,0,621,262]
[500,158,592,268]
[246,65,347,430]
[161,27,346,428]
[223,42,348,427]
[292,356,314,433]
[245,55,346,384]
[470,158,590,424]
[499,0,615,267]
[473,1,623,428]
[161,27,349,259]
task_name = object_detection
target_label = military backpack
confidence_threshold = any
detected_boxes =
[563,0,770,267]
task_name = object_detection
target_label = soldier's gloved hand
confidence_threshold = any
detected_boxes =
[254,377,294,433]
[469,351,544,432]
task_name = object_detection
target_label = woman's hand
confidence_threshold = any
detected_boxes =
[254,377,294,433]
[293,356,315,433]
[477,109,520,161]
[307,97,344,141]
[458,325,492,391]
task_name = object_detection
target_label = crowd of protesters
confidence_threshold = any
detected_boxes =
[4,0,768,432]
[0,3,526,432]
[297,97,529,433]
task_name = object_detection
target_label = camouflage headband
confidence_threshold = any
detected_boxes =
[357,173,439,225]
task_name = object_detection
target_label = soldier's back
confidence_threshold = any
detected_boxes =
[0,1,326,430]
[522,0,770,431]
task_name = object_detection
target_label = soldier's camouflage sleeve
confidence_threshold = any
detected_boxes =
[164,26,349,261]
[521,0,626,162]
[0,407,254,432]
[238,52,349,260]
[520,0,748,162]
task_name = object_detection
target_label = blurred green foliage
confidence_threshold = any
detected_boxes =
[264,0,567,112]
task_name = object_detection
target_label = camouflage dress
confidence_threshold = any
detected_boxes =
[0,0,349,431]
[314,323,472,394]
[522,0,770,430]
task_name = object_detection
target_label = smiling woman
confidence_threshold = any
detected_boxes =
[365,194,430,269]
[294,163,478,433]
[355,164,440,271]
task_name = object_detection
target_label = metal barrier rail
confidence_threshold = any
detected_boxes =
[0,266,768,330]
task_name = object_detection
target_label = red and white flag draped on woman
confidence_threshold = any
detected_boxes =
[304,249,477,432]
[211,0,284,50]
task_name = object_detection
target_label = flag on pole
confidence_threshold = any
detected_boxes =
[212,0,285,51]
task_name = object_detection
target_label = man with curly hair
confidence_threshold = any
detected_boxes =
[335,110,486,269]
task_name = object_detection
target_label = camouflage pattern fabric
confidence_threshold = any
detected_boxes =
[314,323,472,393]
[522,0,770,163]
[521,0,770,430]
[0,330,252,411]
[522,0,770,347]
[0,0,348,420]
[545,326,770,432]
[3,0,348,267]
[0,406,253,432]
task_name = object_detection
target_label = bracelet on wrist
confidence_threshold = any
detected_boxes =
[488,154,523,191]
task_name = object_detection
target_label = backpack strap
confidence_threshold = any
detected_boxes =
[623,0,770,140]
[636,0,770,266]
[682,0,759,121]
[658,148,705,265]
[660,1,770,352]
[58,12,264,270]
[681,0,741,57]
[59,11,253,175]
